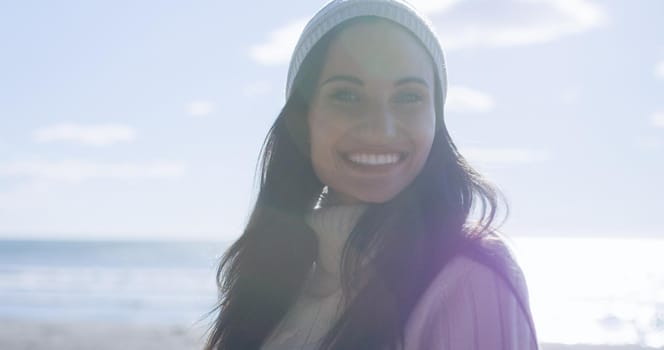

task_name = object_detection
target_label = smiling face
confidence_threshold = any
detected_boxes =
[308,19,436,204]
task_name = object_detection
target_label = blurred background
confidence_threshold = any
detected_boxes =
[0,0,662,349]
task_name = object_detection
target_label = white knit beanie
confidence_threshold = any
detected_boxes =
[285,0,447,105]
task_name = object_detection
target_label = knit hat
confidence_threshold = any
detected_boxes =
[285,0,447,105]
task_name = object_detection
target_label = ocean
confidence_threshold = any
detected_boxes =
[0,240,225,327]
[0,237,662,347]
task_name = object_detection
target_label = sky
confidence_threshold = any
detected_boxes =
[0,0,663,241]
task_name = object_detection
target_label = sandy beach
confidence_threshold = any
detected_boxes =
[0,319,660,350]
[0,319,209,350]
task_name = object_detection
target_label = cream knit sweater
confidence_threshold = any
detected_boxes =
[262,205,539,350]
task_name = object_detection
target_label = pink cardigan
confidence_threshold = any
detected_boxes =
[403,254,539,349]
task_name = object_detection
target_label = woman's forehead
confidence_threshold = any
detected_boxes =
[319,19,435,85]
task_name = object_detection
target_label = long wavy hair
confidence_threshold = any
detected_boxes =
[205,17,535,350]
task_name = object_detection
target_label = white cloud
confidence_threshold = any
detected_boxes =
[0,160,185,183]
[33,123,136,146]
[446,86,495,113]
[249,0,606,66]
[187,100,215,117]
[651,111,664,128]
[249,19,308,66]
[408,0,462,15]
[463,147,549,164]
[656,60,664,80]
[433,0,607,50]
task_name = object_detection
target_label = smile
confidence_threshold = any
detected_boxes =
[344,152,404,166]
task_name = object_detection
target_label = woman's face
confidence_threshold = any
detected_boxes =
[308,19,436,204]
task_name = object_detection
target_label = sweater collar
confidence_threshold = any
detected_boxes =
[305,204,369,238]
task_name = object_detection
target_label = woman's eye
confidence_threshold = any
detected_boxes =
[393,92,423,104]
[330,90,359,103]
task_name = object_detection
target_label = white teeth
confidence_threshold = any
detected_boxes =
[347,153,401,165]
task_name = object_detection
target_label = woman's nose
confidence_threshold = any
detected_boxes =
[360,101,396,140]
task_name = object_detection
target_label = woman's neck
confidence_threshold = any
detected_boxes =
[305,202,368,296]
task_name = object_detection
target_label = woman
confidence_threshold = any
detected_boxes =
[206,0,539,349]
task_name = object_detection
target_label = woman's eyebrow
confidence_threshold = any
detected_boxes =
[320,75,364,87]
[395,76,429,88]
[320,75,429,88]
